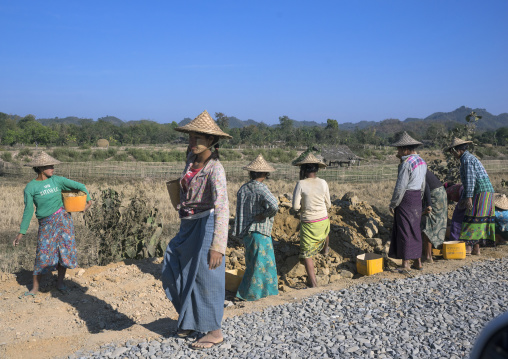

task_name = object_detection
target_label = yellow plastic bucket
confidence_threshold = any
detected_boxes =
[442,241,466,260]
[356,253,383,276]
[62,191,87,212]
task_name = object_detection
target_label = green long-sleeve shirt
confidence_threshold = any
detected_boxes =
[19,175,91,234]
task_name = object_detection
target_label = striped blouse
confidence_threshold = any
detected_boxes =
[178,154,229,255]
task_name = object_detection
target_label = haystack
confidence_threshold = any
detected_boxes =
[97,139,109,148]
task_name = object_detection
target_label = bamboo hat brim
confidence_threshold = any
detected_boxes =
[390,131,423,147]
[174,110,232,139]
[445,137,473,151]
[243,154,276,172]
[293,152,327,168]
[494,193,508,210]
[24,151,61,167]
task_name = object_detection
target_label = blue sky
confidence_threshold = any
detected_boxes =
[1,1,507,125]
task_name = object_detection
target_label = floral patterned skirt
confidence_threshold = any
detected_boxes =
[34,209,77,275]
[236,232,278,301]
[459,192,496,247]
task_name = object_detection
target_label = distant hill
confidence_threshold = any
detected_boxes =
[37,116,93,126]
[411,106,508,131]
[15,106,508,132]
[338,120,378,131]
[97,116,124,126]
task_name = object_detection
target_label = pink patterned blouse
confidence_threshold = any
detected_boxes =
[178,154,229,255]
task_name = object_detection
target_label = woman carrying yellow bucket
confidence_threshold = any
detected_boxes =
[13,151,92,297]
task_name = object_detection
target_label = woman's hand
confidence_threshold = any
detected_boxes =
[13,233,23,247]
[208,250,223,270]
[459,198,473,210]
[423,206,432,215]
[84,200,93,212]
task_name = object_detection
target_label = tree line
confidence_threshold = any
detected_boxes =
[1,112,507,148]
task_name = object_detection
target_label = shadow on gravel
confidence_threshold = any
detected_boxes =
[141,318,178,338]
[14,270,136,334]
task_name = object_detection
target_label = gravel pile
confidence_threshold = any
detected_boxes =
[70,258,508,359]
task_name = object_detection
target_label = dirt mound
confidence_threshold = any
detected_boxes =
[226,194,393,289]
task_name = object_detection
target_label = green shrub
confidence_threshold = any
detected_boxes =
[1,152,12,162]
[126,148,186,162]
[242,148,297,163]
[84,188,164,265]
[51,148,90,162]
[220,150,242,161]
[18,148,33,156]
[107,148,117,157]
[113,153,129,161]
[478,146,498,157]
[91,150,110,161]
[79,144,91,150]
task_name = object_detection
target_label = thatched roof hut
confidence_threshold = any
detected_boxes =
[321,145,363,167]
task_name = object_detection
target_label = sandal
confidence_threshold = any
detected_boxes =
[176,329,194,338]
[19,292,36,299]
[57,286,71,294]
[190,338,224,350]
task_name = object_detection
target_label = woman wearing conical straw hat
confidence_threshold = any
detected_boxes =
[13,151,92,297]
[232,154,279,301]
[291,153,331,288]
[447,138,495,255]
[161,110,231,349]
[388,132,427,272]
[493,193,508,245]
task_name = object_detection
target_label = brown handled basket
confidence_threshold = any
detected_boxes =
[166,179,180,211]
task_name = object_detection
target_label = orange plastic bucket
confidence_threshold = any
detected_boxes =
[62,191,87,212]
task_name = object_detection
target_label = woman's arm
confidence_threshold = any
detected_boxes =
[19,188,35,235]
[261,187,279,218]
[57,176,91,201]
[389,163,410,210]
[460,157,475,200]
[209,162,229,256]
[292,182,302,211]
[324,181,331,210]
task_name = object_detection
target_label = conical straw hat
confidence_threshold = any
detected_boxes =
[293,152,327,168]
[175,110,232,139]
[494,193,508,210]
[24,151,61,167]
[390,131,423,147]
[243,154,276,172]
[445,137,473,151]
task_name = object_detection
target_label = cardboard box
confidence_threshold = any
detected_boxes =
[225,269,245,292]
[442,241,466,260]
[356,253,383,276]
